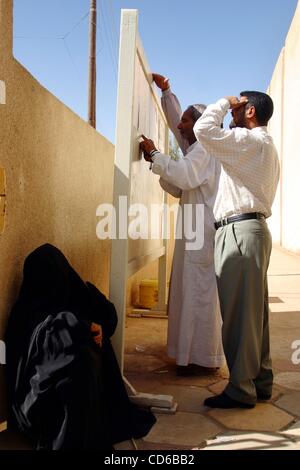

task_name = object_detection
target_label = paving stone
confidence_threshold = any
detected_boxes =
[135,439,191,451]
[144,412,221,447]
[270,304,300,314]
[125,318,168,357]
[0,422,7,433]
[124,354,168,373]
[129,364,224,388]
[119,256,300,450]
[219,366,230,379]
[161,370,224,388]
[208,381,283,403]
[282,420,300,438]
[270,313,300,364]
[114,440,136,450]
[125,371,216,393]
[272,358,300,372]
[270,312,300,334]
[274,372,300,390]
[269,277,300,300]
[208,379,228,395]
[125,376,216,412]
[125,374,165,394]
[275,392,300,417]
[207,403,294,432]
[258,384,284,402]
[146,384,213,413]
[199,431,298,450]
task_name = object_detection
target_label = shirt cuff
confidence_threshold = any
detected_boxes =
[150,150,160,159]
[151,152,170,175]
[161,87,172,97]
[218,98,231,113]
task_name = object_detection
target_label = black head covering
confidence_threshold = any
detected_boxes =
[7,243,117,338]
[16,244,91,319]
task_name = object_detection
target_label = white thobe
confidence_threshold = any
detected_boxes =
[151,89,224,367]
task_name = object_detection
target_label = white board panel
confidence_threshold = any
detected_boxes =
[110,10,169,368]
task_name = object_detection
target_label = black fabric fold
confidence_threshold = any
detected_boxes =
[5,244,155,450]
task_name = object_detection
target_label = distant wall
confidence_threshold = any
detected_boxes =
[268,1,300,254]
[0,0,114,424]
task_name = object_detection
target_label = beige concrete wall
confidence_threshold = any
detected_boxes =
[267,49,284,245]
[281,1,300,253]
[268,1,300,254]
[0,0,114,423]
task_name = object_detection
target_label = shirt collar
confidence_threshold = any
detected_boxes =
[187,141,198,152]
[253,126,268,133]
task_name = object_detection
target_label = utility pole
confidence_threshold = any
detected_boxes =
[88,0,97,128]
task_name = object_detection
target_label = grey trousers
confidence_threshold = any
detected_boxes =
[214,218,273,404]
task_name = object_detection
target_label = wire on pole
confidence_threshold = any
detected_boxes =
[88,0,97,128]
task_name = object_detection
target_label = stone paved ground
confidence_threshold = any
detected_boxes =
[117,245,300,451]
[1,245,300,451]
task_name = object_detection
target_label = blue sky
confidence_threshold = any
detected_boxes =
[13,0,298,143]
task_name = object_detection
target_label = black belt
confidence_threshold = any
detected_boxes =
[214,212,265,230]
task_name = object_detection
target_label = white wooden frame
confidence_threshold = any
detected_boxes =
[109,10,169,370]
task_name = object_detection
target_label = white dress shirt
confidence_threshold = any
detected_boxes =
[161,88,190,155]
[151,141,215,193]
[193,98,280,220]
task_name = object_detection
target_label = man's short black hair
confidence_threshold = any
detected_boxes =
[240,91,274,126]
[186,104,207,123]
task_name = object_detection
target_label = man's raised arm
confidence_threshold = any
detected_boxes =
[153,73,188,154]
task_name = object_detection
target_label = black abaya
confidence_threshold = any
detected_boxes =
[5,244,155,450]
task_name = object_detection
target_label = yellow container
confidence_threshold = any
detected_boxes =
[139,279,158,309]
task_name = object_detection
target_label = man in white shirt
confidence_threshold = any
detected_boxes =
[139,74,225,375]
[194,92,280,408]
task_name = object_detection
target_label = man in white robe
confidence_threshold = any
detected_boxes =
[140,74,224,373]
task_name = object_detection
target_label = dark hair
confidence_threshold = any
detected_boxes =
[186,104,207,123]
[240,91,274,126]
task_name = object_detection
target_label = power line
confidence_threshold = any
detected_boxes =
[90,8,118,81]
[62,11,90,40]
[14,3,118,81]
[14,9,90,41]
[14,36,61,40]
[62,38,81,79]
[99,1,118,82]
[106,0,119,52]
[103,1,118,66]
[88,0,97,128]
[96,46,104,57]
[13,1,121,129]
[14,9,91,82]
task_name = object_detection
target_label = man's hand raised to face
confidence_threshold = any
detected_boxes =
[225,96,248,109]
[152,73,170,91]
